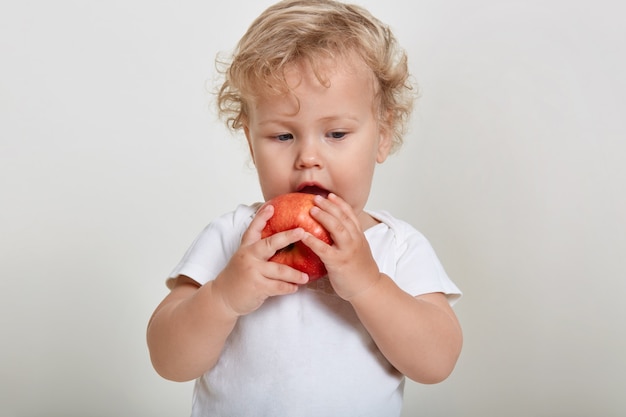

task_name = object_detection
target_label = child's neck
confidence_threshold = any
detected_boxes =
[358,211,380,231]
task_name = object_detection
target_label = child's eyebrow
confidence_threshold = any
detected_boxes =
[255,114,361,127]
[255,118,289,127]
[317,114,361,123]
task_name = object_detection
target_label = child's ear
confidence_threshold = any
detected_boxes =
[376,127,393,163]
[244,125,256,164]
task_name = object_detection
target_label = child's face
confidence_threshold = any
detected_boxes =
[244,56,392,227]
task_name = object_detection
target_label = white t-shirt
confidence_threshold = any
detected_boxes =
[169,204,461,417]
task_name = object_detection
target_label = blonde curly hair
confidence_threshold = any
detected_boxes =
[216,0,416,153]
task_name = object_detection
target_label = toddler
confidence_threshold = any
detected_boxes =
[147,1,462,416]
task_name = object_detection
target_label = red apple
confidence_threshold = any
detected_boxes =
[261,192,332,281]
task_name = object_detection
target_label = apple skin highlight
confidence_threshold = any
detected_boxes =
[261,193,333,281]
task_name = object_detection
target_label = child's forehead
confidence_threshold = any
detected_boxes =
[248,52,375,98]
[246,57,379,122]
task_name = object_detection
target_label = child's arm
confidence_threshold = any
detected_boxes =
[303,194,463,384]
[147,205,309,382]
[348,279,462,384]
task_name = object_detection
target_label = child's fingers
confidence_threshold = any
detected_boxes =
[241,204,274,244]
[264,261,309,287]
[311,193,361,238]
[301,231,332,258]
[257,227,307,260]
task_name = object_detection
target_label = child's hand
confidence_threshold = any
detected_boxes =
[302,193,381,300]
[213,204,309,316]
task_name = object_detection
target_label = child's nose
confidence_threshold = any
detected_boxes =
[295,137,322,169]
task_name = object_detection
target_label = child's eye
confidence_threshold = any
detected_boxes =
[328,131,347,140]
[275,133,293,141]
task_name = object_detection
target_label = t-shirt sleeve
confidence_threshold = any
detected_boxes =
[368,211,461,305]
[396,228,462,305]
[167,205,255,288]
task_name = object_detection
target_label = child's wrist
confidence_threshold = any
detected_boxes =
[209,279,242,320]
[343,272,384,303]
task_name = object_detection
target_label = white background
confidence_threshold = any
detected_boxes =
[1,1,625,416]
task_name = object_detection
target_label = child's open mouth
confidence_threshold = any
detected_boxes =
[297,185,330,199]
